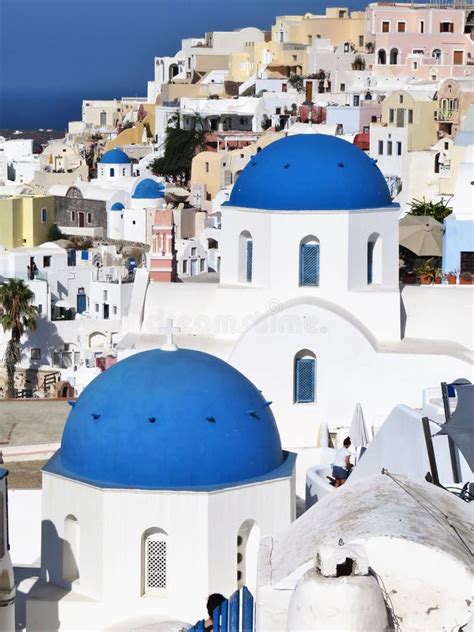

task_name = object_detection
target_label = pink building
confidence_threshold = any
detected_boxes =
[149,210,177,282]
[366,3,474,80]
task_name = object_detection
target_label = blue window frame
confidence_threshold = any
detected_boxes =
[246,239,253,283]
[300,243,320,286]
[295,357,316,403]
[41,208,47,223]
[367,241,374,284]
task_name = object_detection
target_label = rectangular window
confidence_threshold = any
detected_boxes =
[382,21,390,33]
[205,162,209,173]
[81,251,89,260]
[295,357,316,403]
[378,140,384,155]
[183,260,188,274]
[453,51,463,65]
[387,141,393,155]
[113,305,118,316]
[389,109,395,123]
[408,109,413,124]
[200,258,205,272]
[420,20,424,33]
[103,290,108,301]
[300,243,320,286]
[191,247,197,256]
[246,239,253,283]
[71,211,76,222]
[340,83,346,92]
[397,141,402,155]
[359,35,364,47]
[440,22,453,33]
[30,348,41,360]
[397,21,406,32]
[41,208,47,223]
[87,213,92,224]
[43,256,51,267]
[353,95,360,107]
[145,538,167,592]
[94,303,99,312]
[399,95,404,104]
[460,251,474,274]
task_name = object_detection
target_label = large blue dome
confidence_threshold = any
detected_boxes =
[48,349,284,490]
[227,135,393,211]
[132,178,165,199]
[100,148,131,164]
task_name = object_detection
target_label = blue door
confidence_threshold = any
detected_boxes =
[76,293,86,314]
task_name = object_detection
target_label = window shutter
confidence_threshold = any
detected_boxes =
[145,536,167,592]
[246,239,253,282]
[300,243,320,286]
[296,358,316,403]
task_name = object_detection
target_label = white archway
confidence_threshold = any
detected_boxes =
[367,233,382,285]
[63,514,80,585]
[239,230,253,283]
[237,520,261,595]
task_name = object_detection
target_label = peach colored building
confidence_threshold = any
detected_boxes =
[435,77,474,137]
[149,210,177,282]
[366,3,474,80]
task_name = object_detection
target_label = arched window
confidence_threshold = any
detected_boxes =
[63,514,80,585]
[109,168,115,177]
[434,152,441,174]
[377,49,387,65]
[239,230,253,283]
[300,236,320,287]
[432,48,442,61]
[367,233,382,284]
[294,349,316,403]
[389,48,399,65]
[142,528,168,595]
[237,520,260,595]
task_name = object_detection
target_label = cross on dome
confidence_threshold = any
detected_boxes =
[159,318,181,351]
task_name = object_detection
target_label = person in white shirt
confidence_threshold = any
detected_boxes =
[332,436,352,487]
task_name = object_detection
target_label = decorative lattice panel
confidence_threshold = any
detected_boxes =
[246,240,253,282]
[296,358,316,403]
[145,539,167,591]
[300,244,320,286]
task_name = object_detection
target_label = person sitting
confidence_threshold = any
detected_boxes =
[332,437,352,488]
[204,593,226,631]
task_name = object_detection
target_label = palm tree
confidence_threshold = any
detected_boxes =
[0,279,38,398]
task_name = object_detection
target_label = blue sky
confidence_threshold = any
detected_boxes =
[0,0,366,129]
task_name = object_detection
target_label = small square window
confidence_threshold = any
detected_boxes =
[399,95,404,104]
[191,247,197,256]
[397,21,406,32]
[340,83,346,92]
[43,256,51,267]
[382,21,390,33]
[132,220,136,225]
[30,348,41,360]
[444,142,449,150]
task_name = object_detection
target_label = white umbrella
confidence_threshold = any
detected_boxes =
[349,403,369,447]
[399,215,443,257]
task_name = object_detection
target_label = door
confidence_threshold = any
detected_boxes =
[305,81,313,102]
[78,212,85,227]
[76,293,86,314]
[396,108,405,127]
[103,304,109,319]
[191,259,198,276]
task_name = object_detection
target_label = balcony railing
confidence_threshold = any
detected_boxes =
[434,109,457,121]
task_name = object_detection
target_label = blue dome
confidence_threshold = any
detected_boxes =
[100,149,131,164]
[132,178,165,199]
[110,202,125,211]
[227,135,393,211]
[49,349,284,490]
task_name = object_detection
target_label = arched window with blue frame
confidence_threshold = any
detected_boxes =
[239,230,253,283]
[294,349,316,403]
[300,236,320,287]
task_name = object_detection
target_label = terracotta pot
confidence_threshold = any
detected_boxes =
[447,274,457,285]
[434,276,442,284]
[420,274,433,285]
[460,276,473,285]
[402,274,416,284]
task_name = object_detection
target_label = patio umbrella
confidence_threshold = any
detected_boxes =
[399,215,443,257]
[436,383,474,471]
[349,403,369,447]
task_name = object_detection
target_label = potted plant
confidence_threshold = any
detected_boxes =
[459,272,473,285]
[415,260,435,285]
[445,271,457,284]
[434,269,443,284]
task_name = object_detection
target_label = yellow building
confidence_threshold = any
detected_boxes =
[0,195,55,249]
[380,90,437,151]
[272,8,365,51]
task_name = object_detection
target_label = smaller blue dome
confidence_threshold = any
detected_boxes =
[110,202,125,211]
[132,178,165,199]
[100,149,131,164]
